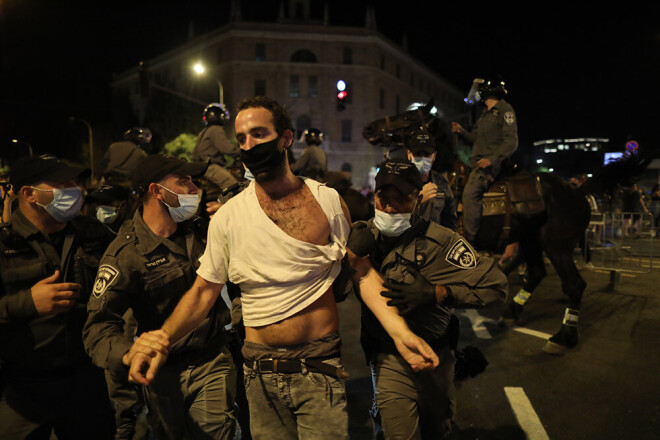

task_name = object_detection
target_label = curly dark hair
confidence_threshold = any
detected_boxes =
[236,96,293,137]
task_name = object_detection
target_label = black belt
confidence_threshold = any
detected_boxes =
[245,358,349,380]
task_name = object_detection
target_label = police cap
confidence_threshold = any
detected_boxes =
[375,159,423,196]
[10,154,91,190]
[86,184,130,204]
[406,130,436,156]
[131,154,208,195]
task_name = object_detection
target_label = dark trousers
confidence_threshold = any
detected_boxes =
[0,362,115,440]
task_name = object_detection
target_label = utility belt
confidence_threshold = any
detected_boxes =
[244,356,349,380]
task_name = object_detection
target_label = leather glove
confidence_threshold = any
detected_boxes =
[381,261,436,315]
[347,222,377,257]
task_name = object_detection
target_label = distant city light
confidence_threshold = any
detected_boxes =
[336,80,346,91]
[536,159,543,164]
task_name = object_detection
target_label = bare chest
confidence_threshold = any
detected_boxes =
[258,187,330,245]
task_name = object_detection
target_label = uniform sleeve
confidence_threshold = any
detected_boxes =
[445,262,508,307]
[0,286,38,323]
[419,229,508,307]
[83,251,136,374]
[196,211,230,284]
[490,106,518,166]
[292,148,310,173]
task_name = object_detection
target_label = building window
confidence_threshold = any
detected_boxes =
[308,76,318,98]
[342,47,352,65]
[291,49,317,63]
[289,75,300,98]
[341,119,352,142]
[254,79,266,96]
[256,43,266,62]
[379,88,385,109]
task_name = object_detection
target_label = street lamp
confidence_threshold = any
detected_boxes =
[192,61,224,104]
[68,116,94,181]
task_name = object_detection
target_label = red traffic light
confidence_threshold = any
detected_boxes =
[337,90,348,100]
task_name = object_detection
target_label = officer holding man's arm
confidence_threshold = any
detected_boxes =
[83,154,237,440]
[351,158,508,440]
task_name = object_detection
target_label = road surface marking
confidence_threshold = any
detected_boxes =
[457,309,493,339]
[505,387,550,440]
[512,326,553,340]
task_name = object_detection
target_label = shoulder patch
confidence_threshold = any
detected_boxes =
[445,239,477,269]
[93,265,120,298]
[504,111,516,125]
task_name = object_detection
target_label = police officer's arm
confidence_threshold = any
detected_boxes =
[83,255,136,374]
[0,270,81,324]
[346,222,439,371]
[126,275,223,385]
[291,148,310,173]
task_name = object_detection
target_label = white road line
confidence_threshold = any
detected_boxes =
[504,387,550,440]
[458,309,493,339]
[512,326,553,340]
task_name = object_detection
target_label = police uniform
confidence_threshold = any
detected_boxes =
[104,140,148,186]
[83,205,236,440]
[418,170,458,231]
[0,209,116,439]
[358,216,507,439]
[292,144,328,181]
[460,98,518,243]
[193,125,240,190]
[356,158,507,440]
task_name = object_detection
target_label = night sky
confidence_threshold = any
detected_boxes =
[1,1,659,163]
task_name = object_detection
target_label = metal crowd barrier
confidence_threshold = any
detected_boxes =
[585,211,655,286]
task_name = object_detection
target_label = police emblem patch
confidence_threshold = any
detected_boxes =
[445,239,477,269]
[93,265,119,298]
[504,111,516,125]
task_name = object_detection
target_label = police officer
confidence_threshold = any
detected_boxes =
[292,128,328,181]
[104,127,152,187]
[85,183,133,234]
[83,154,237,440]
[406,128,458,230]
[452,76,518,246]
[0,154,115,439]
[351,158,508,439]
[193,102,240,191]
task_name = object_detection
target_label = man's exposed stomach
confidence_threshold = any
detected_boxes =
[245,288,339,346]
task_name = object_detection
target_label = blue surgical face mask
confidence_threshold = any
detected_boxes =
[412,156,433,176]
[32,186,83,223]
[158,184,200,223]
[373,209,412,237]
[96,205,118,224]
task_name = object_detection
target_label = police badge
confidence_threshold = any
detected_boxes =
[445,239,477,269]
[93,265,119,298]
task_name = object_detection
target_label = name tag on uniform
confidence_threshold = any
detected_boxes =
[145,256,169,270]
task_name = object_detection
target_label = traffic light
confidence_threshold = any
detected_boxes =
[336,80,348,111]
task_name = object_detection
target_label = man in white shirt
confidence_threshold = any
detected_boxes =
[124,96,438,440]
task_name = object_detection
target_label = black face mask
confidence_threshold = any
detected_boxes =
[240,137,287,179]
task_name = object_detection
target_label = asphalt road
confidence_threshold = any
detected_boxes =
[337,251,660,440]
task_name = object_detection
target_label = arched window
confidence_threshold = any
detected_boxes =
[290,49,317,63]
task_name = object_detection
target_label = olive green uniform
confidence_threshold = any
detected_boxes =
[83,208,236,440]
[0,210,115,440]
[358,217,508,439]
